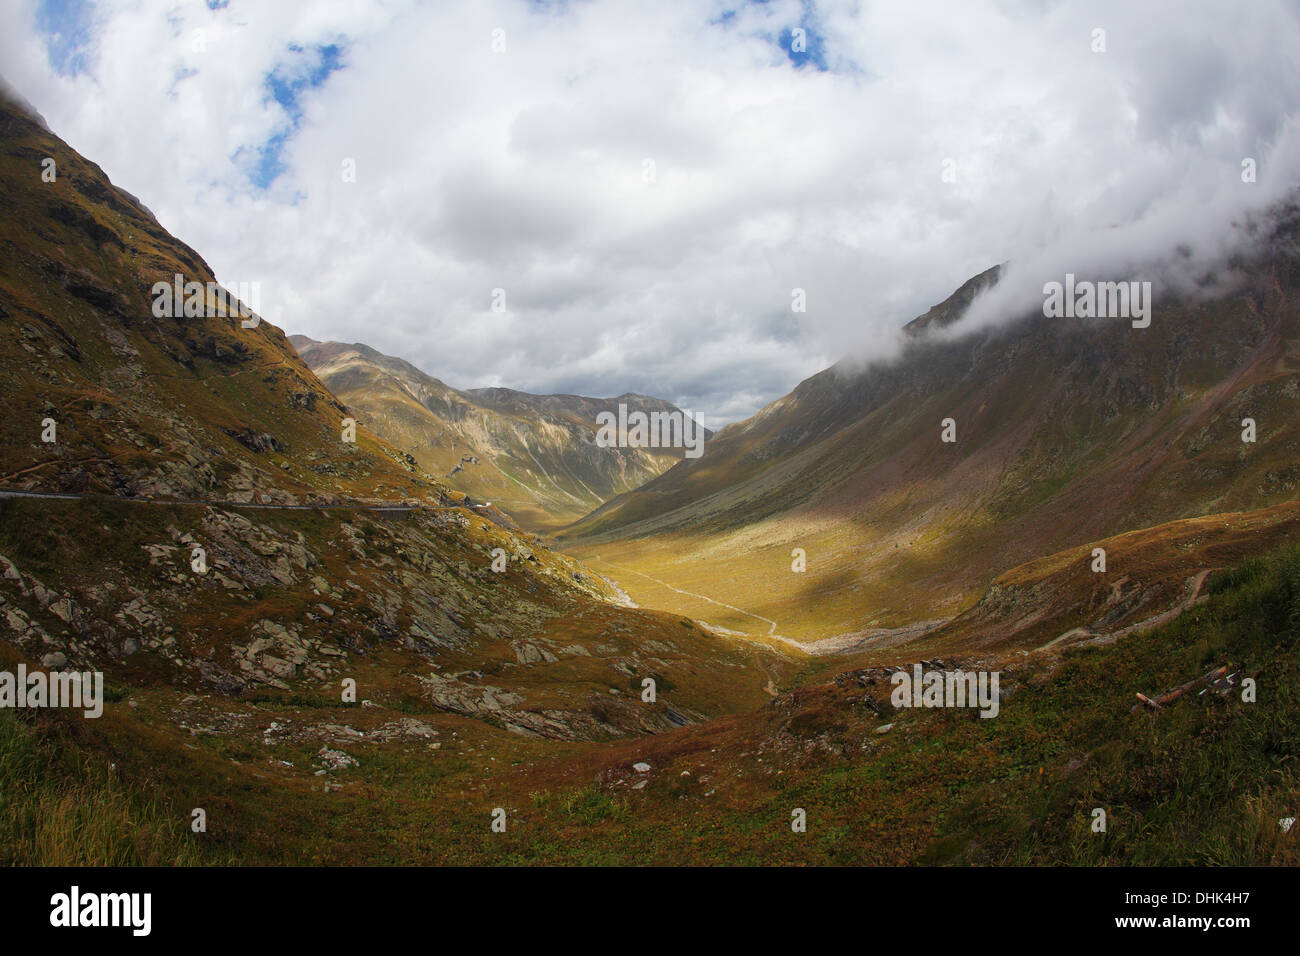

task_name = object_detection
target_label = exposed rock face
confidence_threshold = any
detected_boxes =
[8,505,558,669]
[224,428,283,454]
[0,482,724,742]
[0,85,801,776]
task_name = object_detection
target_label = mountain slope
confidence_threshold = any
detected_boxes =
[291,336,707,533]
[560,214,1300,643]
[0,82,795,756]
[0,94,466,507]
[2,79,1295,869]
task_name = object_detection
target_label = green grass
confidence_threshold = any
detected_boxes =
[3,543,1297,866]
[0,710,209,865]
[924,544,1300,864]
[482,542,1300,865]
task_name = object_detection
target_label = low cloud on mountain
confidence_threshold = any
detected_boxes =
[3,0,1298,424]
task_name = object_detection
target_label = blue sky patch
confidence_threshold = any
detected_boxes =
[710,1,830,72]
[35,0,96,78]
[249,42,346,189]
[780,0,828,71]
[782,24,828,71]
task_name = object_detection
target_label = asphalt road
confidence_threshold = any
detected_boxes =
[0,487,426,514]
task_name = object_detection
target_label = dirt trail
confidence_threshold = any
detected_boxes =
[584,553,779,636]
[0,458,114,483]
[583,552,954,660]
[781,618,952,656]
[1036,569,1215,653]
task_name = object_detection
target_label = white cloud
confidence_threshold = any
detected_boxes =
[3,0,1298,427]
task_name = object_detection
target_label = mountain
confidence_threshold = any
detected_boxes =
[560,211,1300,646]
[0,77,801,848]
[3,78,1296,869]
[0,101,452,507]
[290,336,709,533]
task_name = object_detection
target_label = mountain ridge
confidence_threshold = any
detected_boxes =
[291,334,711,532]
[559,211,1300,645]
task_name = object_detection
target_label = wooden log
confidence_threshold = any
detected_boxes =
[1154,665,1229,707]
[1131,665,1230,714]
[1133,692,1161,713]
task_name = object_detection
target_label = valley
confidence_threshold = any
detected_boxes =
[556,234,1300,650]
[1,79,1297,869]
[292,337,709,534]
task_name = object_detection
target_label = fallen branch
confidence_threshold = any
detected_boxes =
[1130,665,1231,715]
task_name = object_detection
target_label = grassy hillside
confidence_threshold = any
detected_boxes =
[0,81,809,867]
[5,537,1294,865]
[0,92,469,508]
[3,78,1296,869]
[561,220,1300,644]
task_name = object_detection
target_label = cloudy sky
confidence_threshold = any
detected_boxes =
[3,0,1299,425]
